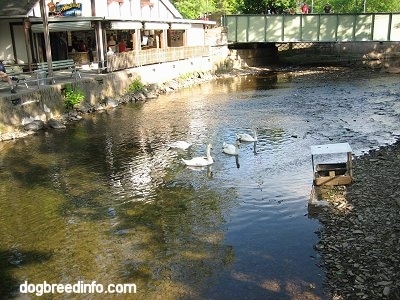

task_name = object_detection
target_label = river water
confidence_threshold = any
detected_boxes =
[0,67,399,299]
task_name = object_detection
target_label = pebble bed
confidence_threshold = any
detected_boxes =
[313,141,400,299]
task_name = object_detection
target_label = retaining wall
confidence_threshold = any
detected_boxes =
[0,46,230,135]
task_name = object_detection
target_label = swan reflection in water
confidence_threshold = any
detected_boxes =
[168,140,192,150]
[186,165,213,178]
[235,155,240,168]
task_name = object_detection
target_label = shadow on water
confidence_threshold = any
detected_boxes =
[0,249,51,298]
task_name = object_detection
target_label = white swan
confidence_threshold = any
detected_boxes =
[236,128,257,142]
[182,144,213,167]
[168,141,192,150]
[222,141,240,155]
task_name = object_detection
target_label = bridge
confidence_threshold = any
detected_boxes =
[222,13,400,43]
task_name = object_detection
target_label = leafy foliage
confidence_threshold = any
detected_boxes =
[172,0,400,17]
[301,0,400,13]
[171,0,216,18]
[127,78,145,93]
[171,0,243,17]
[64,84,84,109]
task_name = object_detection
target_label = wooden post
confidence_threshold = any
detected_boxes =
[39,0,54,83]
[347,151,353,180]
[23,18,33,72]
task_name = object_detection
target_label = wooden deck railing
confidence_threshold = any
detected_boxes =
[106,46,211,72]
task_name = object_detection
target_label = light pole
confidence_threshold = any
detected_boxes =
[363,0,367,12]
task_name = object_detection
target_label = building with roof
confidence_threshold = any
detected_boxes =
[0,0,216,71]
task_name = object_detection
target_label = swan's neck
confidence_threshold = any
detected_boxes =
[206,147,212,160]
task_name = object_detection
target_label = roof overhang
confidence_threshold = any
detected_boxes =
[31,20,92,32]
[27,16,216,32]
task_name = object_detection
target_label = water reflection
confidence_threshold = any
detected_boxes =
[1,69,400,299]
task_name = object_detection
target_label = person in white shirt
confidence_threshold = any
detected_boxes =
[108,34,117,52]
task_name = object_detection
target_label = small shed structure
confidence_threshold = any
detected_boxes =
[310,142,353,186]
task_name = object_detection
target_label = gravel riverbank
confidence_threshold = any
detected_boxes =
[314,141,400,299]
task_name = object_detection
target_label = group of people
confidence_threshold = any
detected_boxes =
[301,2,333,14]
[107,34,128,55]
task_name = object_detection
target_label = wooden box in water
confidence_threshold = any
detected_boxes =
[311,143,353,186]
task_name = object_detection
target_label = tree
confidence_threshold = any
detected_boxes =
[171,0,216,19]
[171,0,400,18]
[217,0,242,14]
[313,0,400,13]
[238,0,265,14]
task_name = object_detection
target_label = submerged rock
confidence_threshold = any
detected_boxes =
[23,120,45,131]
[104,97,119,108]
[48,119,66,129]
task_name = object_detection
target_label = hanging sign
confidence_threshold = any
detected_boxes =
[54,2,83,16]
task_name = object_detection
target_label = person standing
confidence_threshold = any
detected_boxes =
[87,37,94,66]
[147,35,154,47]
[108,34,117,52]
[324,3,332,13]
[0,61,16,94]
[301,2,309,14]
[118,39,127,53]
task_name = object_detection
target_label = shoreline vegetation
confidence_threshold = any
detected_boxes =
[1,64,400,299]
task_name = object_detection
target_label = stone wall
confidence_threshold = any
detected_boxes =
[0,47,231,135]
[226,42,400,67]
[275,41,400,68]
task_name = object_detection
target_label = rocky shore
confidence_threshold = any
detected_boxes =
[313,141,400,299]
[0,67,263,142]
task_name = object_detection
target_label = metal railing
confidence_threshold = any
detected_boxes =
[223,13,400,43]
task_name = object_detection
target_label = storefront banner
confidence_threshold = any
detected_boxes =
[55,2,83,17]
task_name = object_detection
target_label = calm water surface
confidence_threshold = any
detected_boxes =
[1,69,399,299]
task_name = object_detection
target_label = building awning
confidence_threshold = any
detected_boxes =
[170,23,191,30]
[110,21,142,30]
[143,22,169,30]
[31,21,91,33]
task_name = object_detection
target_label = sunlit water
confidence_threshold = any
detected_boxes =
[1,69,399,299]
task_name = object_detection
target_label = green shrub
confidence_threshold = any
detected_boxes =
[64,84,85,109]
[127,78,145,93]
[178,72,195,80]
